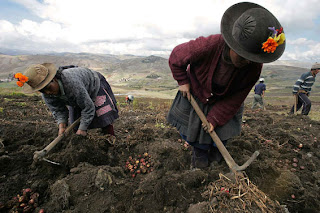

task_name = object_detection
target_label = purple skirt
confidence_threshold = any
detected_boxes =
[68,73,119,129]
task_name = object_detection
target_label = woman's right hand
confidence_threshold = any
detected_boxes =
[58,123,66,136]
[179,83,191,101]
[202,122,214,133]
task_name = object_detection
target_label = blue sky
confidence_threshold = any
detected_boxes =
[0,0,320,62]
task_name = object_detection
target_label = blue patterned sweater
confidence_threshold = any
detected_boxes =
[292,71,316,95]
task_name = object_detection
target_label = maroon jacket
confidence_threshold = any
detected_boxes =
[169,34,262,127]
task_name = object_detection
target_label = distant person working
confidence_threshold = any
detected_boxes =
[126,95,134,105]
[252,78,266,110]
[290,63,320,115]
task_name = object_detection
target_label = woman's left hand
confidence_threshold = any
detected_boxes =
[76,129,87,136]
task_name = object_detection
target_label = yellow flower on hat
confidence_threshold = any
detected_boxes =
[274,33,285,45]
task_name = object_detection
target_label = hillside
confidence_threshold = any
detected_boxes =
[261,65,309,88]
[0,53,177,98]
[0,53,318,98]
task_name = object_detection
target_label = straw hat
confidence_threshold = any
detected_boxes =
[22,63,57,93]
[221,2,285,63]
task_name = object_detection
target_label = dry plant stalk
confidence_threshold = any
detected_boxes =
[208,172,284,213]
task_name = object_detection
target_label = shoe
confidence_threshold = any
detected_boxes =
[191,147,209,168]
[209,146,223,163]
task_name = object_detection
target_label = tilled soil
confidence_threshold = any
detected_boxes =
[0,94,319,213]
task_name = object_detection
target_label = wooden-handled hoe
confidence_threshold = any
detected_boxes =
[33,118,81,164]
[189,95,259,173]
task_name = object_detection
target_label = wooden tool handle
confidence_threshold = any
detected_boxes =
[189,95,237,169]
[33,118,81,161]
[294,95,298,114]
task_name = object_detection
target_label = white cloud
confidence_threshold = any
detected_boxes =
[0,20,15,32]
[270,0,320,33]
[281,38,320,61]
[288,38,315,46]
[1,0,320,60]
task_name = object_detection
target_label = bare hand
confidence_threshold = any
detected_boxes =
[179,84,191,100]
[58,123,66,136]
[76,129,87,136]
[202,122,214,133]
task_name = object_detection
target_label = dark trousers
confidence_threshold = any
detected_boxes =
[290,93,311,115]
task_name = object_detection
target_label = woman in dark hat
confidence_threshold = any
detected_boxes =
[14,63,119,137]
[167,2,286,168]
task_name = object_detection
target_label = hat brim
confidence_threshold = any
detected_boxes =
[221,2,285,63]
[23,63,57,93]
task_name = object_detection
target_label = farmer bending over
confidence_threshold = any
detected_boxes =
[290,63,320,115]
[126,95,134,105]
[14,64,119,136]
[167,2,285,168]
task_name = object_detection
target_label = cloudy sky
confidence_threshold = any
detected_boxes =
[0,0,320,61]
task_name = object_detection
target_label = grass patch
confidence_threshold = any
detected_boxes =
[309,111,320,121]
[15,102,27,107]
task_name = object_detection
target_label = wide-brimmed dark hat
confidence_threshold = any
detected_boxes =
[221,2,285,63]
[22,63,57,93]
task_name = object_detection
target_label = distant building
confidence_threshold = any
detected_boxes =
[0,78,12,83]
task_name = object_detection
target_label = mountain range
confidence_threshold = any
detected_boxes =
[0,52,316,97]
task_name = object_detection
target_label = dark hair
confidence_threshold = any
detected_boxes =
[39,79,54,93]
[55,65,78,79]
[222,44,232,64]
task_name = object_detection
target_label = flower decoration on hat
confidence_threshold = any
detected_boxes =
[262,27,285,53]
[14,73,29,87]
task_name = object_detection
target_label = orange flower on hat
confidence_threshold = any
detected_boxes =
[14,73,23,79]
[14,72,29,87]
[16,81,24,87]
[262,37,278,53]
[19,75,29,83]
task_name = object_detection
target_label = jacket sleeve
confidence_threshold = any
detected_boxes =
[42,94,69,125]
[168,35,220,86]
[293,73,307,94]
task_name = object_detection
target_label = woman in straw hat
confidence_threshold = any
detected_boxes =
[14,64,119,137]
[167,2,285,168]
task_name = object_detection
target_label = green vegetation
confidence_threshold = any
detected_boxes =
[155,122,166,128]
[15,102,27,107]
[309,111,320,121]
[147,102,154,110]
